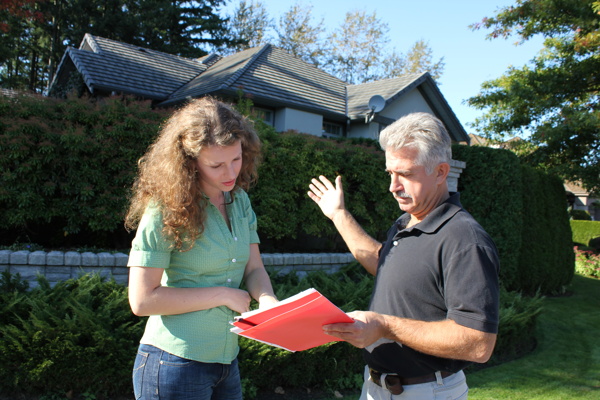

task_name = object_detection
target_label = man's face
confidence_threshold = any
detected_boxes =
[385,146,443,220]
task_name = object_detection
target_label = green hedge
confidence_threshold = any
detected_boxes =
[0,270,544,400]
[453,145,574,294]
[252,124,396,252]
[453,145,524,291]
[571,220,600,248]
[0,94,168,248]
[517,166,574,294]
[0,94,575,292]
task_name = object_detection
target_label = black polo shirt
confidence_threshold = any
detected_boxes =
[363,192,500,377]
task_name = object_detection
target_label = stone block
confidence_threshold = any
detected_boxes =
[65,251,81,266]
[29,250,47,265]
[113,274,129,286]
[261,253,273,266]
[114,253,129,267]
[97,252,115,267]
[10,250,30,265]
[11,265,43,280]
[81,252,98,267]
[46,251,65,266]
[0,250,11,265]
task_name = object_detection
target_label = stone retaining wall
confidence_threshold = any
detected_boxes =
[0,250,356,288]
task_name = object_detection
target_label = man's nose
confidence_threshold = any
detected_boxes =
[389,175,402,192]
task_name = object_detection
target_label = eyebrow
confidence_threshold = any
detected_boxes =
[386,168,411,175]
[206,152,243,166]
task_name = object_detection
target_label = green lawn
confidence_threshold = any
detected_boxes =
[468,274,600,400]
[268,274,600,400]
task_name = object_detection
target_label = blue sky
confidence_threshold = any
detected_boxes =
[221,0,545,134]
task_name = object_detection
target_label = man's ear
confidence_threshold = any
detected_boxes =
[436,162,450,184]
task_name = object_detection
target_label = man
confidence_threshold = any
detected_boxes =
[307,112,499,399]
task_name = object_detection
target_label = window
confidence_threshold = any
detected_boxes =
[322,122,343,137]
[252,107,274,125]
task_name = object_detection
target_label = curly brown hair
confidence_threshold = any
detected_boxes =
[125,97,261,250]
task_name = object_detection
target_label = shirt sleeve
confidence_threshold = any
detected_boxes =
[445,243,500,334]
[127,206,172,269]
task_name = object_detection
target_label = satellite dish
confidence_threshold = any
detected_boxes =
[368,95,386,113]
[365,95,386,123]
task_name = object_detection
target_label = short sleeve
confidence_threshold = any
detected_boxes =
[445,243,500,333]
[127,206,172,268]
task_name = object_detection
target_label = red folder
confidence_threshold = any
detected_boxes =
[230,288,354,352]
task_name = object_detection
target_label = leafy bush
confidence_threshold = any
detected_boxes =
[0,273,145,398]
[0,267,544,399]
[0,93,168,248]
[252,126,396,252]
[574,246,600,279]
[570,209,592,220]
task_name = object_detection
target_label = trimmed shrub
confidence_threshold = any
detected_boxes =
[452,145,524,290]
[517,167,574,294]
[570,220,600,248]
[570,209,592,220]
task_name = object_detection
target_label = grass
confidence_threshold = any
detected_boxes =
[467,274,600,399]
[257,274,600,400]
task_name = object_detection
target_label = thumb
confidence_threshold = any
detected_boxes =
[335,175,343,191]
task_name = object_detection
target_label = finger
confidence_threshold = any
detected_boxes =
[311,178,327,192]
[323,322,356,333]
[307,191,320,202]
[308,183,321,195]
[319,175,335,190]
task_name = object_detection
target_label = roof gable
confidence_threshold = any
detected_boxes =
[55,34,208,100]
[163,45,347,117]
[348,73,469,143]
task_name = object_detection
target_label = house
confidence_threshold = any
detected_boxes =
[49,33,470,189]
[564,181,600,220]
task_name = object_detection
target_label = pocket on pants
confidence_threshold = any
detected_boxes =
[133,349,149,400]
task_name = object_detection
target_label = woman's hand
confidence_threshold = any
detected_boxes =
[224,288,253,314]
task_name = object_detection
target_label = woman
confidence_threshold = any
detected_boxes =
[125,97,278,400]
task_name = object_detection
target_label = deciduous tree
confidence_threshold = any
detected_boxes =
[468,0,600,194]
[275,2,325,67]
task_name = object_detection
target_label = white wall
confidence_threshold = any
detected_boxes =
[347,88,434,140]
[274,108,323,136]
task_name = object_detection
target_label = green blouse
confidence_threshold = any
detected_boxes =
[127,189,260,364]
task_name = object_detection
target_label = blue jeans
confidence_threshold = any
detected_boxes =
[133,344,243,400]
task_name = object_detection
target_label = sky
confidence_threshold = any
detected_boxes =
[220,0,545,133]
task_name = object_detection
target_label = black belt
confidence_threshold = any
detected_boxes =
[369,368,454,395]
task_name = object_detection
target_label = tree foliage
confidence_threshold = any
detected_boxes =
[0,0,234,92]
[468,0,600,194]
[221,0,271,54]
[222,2,445,85]
[325,10,444,84]
[275,2,326,67]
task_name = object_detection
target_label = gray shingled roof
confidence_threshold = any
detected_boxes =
[63,34,209,100]
[347,74,426,118]
[162,45,347,119]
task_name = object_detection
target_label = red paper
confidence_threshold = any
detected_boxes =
[230,288,354,352]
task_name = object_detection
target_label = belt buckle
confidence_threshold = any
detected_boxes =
[370,368,404,396]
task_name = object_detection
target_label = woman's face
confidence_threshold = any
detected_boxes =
[196,141,243,198]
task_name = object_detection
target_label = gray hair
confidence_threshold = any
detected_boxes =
[379,112,452,174]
